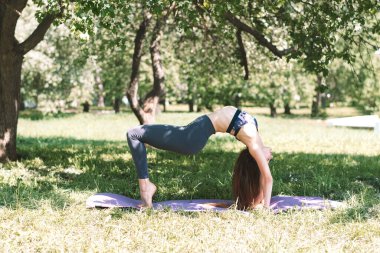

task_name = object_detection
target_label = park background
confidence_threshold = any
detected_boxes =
[1,1,380,252]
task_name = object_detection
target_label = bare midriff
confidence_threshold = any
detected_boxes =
[206,106,238,133]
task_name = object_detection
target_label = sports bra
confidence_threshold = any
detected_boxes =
[226,109,258,136]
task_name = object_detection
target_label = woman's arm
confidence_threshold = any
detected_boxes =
[237,124,273,207]
[248,143,273,207]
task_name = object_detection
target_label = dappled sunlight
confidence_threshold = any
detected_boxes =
[0,133,377,253]
[0,165,39,187]
[2,113,378,252]
[4,0,379,248]
[18,114,140,141]
[13,120,380,203]
[99,153,132,162]
[256,117,380,156]
[0,167,73,209]
[155,112,203,126]
[207,135,245,152]
[18,114,380,155]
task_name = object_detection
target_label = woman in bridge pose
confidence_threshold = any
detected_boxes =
[127,106,273,210]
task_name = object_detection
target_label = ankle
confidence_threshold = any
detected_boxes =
[138,178,156,192]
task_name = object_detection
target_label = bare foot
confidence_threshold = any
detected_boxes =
[138,179,157,208]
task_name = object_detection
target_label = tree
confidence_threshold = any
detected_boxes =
[132,0,379,117]
[327,51,380,113]
[22,24,92,113]
[0,0,130,161]
[126,4,176,124]
[0,0,63,161]
[174,22,245,111]
[207,0,379,116]
[1,0,379,161]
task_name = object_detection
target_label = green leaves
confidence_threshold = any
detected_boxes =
[30,0,379,77]
[21,0,380,114]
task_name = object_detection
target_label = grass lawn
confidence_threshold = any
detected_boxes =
[1,107,379,252]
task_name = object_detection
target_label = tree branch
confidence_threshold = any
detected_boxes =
[225,11,293,58]
[3,0,27,9]
[141,3,176,119]
[17,13,57,55]
[126,11,153,124]
[0,0,27,47]
[0,0,24,16]
[236,29,249,80]
[148,2,176,96]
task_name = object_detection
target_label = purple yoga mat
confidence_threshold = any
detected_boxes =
[86,193,343,213]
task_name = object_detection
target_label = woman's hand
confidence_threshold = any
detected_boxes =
[251,189,265,209]
[239,128,273,209]
[263,147,273,163]
[247,144,273,208]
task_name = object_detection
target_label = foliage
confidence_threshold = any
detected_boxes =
[18,0,380,114]
[251,58,313,110]
[19,5,95,113]
[327,52,380,113]
[204,0,379,74]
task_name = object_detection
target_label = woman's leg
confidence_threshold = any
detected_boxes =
[126,115,215,207]
[127,115,215,179]
[126,125,157,207]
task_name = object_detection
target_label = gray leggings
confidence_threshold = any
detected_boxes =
[127,115,215,179]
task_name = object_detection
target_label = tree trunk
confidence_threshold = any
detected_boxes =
[126,11,152,124]
[160,98,167,112]
[284,103,291,114]
[113,97,121,113]
[269,103,277,117]
[20,94,25,111]
[321,93,327,109]
[236,29,249,80]
[187,81,195,112]
[311,75,322,117]
[95,69,105,107]
[311,92,320,117]
[234,93,242,108]
[126,5,175,124]
[0,1,24,161]
[0,52,23,162]
[82,101,90,112]
[0,1,57,162]
[141,15,167,124]
[188,99,194,112]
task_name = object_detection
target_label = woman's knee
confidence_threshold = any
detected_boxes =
[126,126,142,141]
[126,129,133,141]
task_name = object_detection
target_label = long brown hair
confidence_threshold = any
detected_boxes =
[232,148,261,210]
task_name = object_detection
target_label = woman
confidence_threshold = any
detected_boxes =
[127,106,273,210]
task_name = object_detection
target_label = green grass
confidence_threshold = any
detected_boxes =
[1,108,379,252]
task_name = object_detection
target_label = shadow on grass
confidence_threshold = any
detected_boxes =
[1,136,378,220]
[0,181,71,210]
[19,110,77,120]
